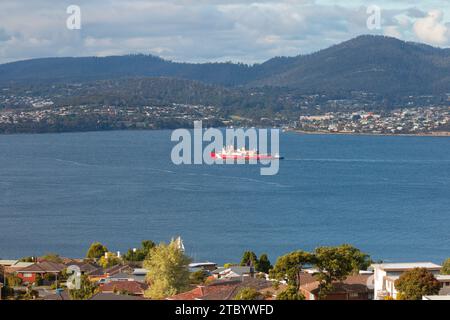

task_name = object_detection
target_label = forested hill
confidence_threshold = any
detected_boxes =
[250,35,450,96]
[1,35,450,97]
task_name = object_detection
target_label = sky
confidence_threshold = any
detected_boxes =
[0,0,449,64]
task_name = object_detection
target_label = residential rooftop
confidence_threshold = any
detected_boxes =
[372,262,442,271]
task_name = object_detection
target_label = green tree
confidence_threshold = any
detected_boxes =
[269,250,313,291]
[34,274,43,286]
[6,274,22,287]
[69,275,98,300]
[123,240,156,262]
[189,270,208,285]
[394,268,441,300]
[143,239,192,299]
[234,287,262,300]
[224,263,238,268]
[86,242,108,259]
[276,285,305,300]
[97,252,122,268]
[441,258,450,275]
[240,251,259,269]
[257,254,272,273]
[19,256,34,262]
[313,245,370,299]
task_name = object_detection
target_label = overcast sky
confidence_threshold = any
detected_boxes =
[0,0,449,64]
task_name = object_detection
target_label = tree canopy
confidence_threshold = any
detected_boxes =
[258,254,272,273]
[86,242,108,259]
[69,275,98,300]
[240,251,259,268]
[123,240,156,262]
[143,239,192,299]
[97,252,121,269]
[394,268,441,300]
[270,250,313,291]
[276,285,305,300]
[441,258,450,275]
[313,244,370,298]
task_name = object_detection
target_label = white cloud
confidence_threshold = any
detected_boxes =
[383,26,402,39]
[0,1,449,64]
[413,10,449,45]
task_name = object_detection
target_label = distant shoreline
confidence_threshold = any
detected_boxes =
[1,127,450,137]
[289,129,450,137]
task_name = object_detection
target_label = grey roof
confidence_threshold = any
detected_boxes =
[109,272,134,279]
[372,262,442,271]
[213,266,252,276]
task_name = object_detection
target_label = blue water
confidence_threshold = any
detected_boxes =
[0,130,449,264]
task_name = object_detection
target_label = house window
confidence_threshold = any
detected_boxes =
[349,292,359,298]
[23,273,32,278]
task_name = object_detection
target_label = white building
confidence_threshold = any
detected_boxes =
[372,262,442,300]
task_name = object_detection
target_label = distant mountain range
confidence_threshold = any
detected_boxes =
[1,35,450,98]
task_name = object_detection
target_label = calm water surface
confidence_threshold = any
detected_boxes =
[0,130,449,264]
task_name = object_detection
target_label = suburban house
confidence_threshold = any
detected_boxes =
[64,261,101,275]
[212,266,254,279]
[168,278,272,300]
[372,262,443,300]
[15,261,66,284]
[436,275,450,295]
[299,273,374,300]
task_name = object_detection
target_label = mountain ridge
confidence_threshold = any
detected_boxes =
[1,35,450,97]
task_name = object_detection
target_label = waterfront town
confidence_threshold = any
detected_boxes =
[0,103,223,134]
[296,106,450,135]
[1,238,449,301]
[0,95,449,135]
